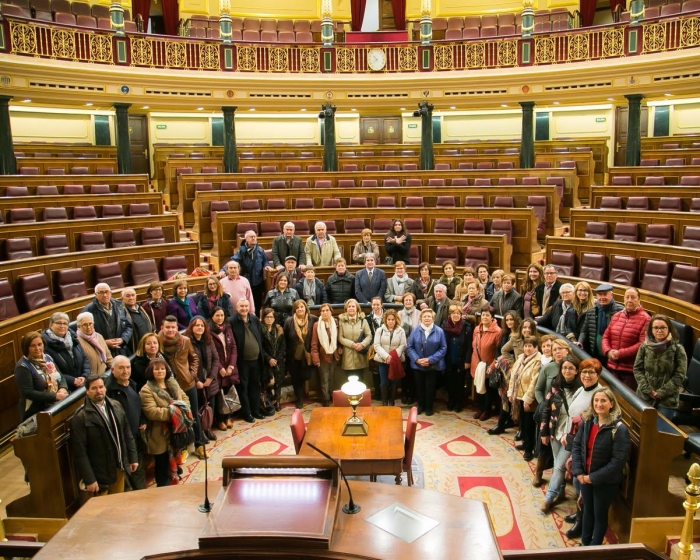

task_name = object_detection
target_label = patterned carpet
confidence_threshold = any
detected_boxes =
[180,396,616,551]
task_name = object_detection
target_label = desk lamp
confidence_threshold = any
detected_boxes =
[341,375,368,436]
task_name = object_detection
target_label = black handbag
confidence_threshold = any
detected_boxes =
[488,367,502,389]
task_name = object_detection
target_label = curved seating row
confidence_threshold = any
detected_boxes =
[15,157,118,175]
[0,203,154,224]
[590,185,700,212]
[583,221,700,247]
[0,174,149,195]
[609,165,700,186]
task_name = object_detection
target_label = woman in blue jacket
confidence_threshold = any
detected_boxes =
[571,387,630,546]
[407,308,447,417]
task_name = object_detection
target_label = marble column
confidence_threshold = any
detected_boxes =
[625,94,644,167]
[113,103,132,174]
[222,106,237,173]
[0,96,16,175]
[519,101,535,169]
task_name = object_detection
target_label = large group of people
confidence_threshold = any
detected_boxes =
[19,244,687,546]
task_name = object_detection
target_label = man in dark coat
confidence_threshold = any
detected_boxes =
[272,255,304,286]
[121,287,153,354]
[534,265,562,318]
[105,356,146,490]
[227,298,264,423]
[418,284,454,327]
[82,283,133,357]
[42,311,90,391]
[271,222,306,271]
[577,283,624,364]
[70,374,138,495]
[325,258,355,304]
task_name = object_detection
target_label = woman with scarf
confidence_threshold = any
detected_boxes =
[311,303,341,406]
[438,261,460,300]
[416,262,435,301]
[539,356,583,512]
[571,387,630,546]
[260,307,286,411]
[15,331,69,420]
[76,311,113,375]
[490,270,504,298]
[471,305,502,421]
[208,306,239,425]
[453,267,476,304]
[352,229,380,265]
[197,276,234,320]
[385,219,412,264]
[506,335,542,461]
[633,314,687,419]
[185,316,221,442]
[573,282,595,340]
[131,333,173,392]
[373,309,407,406]
[141,281,168,332]
[398,292,421,404]
[476,264,495,302]
[522,263,545,319]
[460,280,484,325]
[140,358,189,487]
[407,308,447,416]
[263,273,299,326]
[42,312,90,390]
[167,279,198,330]
[441,305,472,413]
[284,299,318,409]
[338,298,372,384]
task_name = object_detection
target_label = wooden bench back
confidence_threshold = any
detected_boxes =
[589,185,700,211]
[0,174,149,195]
[608,165,700,186]
[15,157,118,175]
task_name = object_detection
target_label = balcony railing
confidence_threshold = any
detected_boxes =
[1,13,699,73]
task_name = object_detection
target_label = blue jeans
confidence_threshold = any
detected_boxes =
[580,482,618,545]
[545,437,571,502]
[183,385,203,447]
[378,363,390,387]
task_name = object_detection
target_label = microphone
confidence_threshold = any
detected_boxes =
[198,440,212,513]
[306,442,360,514]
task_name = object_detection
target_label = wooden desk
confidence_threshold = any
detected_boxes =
[32,481,502,560]
[300,407,405,483]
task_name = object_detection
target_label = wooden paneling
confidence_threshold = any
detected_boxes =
[640,148,700,165]
[0,174,150,195]
[608,165,700,186]
[589,186,700,211]
[641,136,700,150]
[13,144,117,158]
[15,157,118,175]
[212,207,538,270]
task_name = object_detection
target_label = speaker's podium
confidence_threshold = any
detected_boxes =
[33,456,503,559]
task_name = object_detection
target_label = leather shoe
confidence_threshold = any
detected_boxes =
[564,512,578,524]
[514,430,523,441]
[425,410,434,416]
[478,411,490,421]
[454,407,463,413]
[523,451,534,461]
[417,406,425,414]
[540,499,553,513]
[262,408,275,417]
[487,425,505,435]
[243,416,255,423]
[217,422,228,431]
[252,413,264,420]
[205,430,217,441]
[472,410,482,419]
[504,417,515,428]
[515,443,526,451]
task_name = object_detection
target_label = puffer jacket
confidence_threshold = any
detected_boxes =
[601,305,651,374]
[325,271,355,304]
[633,340,687,409]
[571,415,630,485]
[578,300,624,358]
[337,312,371,370]
[507,351,542,404]
[406,324,447,372]
[373,325,407,363]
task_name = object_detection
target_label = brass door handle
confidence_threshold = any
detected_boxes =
[143,149,148,157]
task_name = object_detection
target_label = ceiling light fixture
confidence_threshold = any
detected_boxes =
[85,102,93,106]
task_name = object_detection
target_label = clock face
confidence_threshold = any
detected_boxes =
[367,48,386,71]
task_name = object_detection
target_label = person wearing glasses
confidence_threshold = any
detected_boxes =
[536,283,576,339]
[572,282,595,341]
[141,282,168,333]
[43,312,90,390]
[633,314,687,420]
[76,311,113,375]
[534,265,562,319]
[83,283,133,357]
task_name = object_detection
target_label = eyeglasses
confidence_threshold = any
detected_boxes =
[53,321,69,326]
[561,366,577,371]
[581,370,598,376]
[652,326,668,330]
[79,322,94,327]
[544,271,557,276]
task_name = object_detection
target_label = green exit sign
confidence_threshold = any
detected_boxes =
[156,124,167,129]
[408,124,418,128]
[595,117,606,123]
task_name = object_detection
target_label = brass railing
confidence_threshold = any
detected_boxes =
[2,14,700,73]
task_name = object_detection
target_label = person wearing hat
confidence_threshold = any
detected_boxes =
[271,222,306,272]
[271,255,304,286]
[576,284,623,364]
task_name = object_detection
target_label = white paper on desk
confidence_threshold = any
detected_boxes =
[366,502,439,543]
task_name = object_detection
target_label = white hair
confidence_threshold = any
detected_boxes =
[560,283,576,292]
[314,221,327,230]
[245,230,257,239]
[112,355,130,368]
[283,222,295,230]
[94,282,111,294]
[50,312,70,324]
[77,311,94,325]
[434,283,447,291]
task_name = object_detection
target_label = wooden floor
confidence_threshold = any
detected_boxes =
[0,448,30,518]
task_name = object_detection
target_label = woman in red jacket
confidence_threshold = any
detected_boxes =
[601,288,651,391]
[470,305,502,421]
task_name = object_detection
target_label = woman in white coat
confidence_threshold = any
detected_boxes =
[373,310,407,406]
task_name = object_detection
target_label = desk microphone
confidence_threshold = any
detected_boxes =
[306,442,360,514]
[198,440,212,513]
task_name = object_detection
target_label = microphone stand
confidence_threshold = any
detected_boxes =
[198,440,212,513]
[306,442,360,514]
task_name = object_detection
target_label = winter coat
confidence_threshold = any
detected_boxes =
[191,336,221,398]
[469,321,502,376]
[14,355,69,420]
[42,329,91,385]
[271,234,306,268]
[500,333,524,367]
[166,296,199,331]
[77,333,113,375]
[209,322,238,387]
[489,289,524,318]
[70,397,138,488]
[264,288,300,325]
[196,293,234,321]
[352,241,380,265]
[535,360,561,404]
[158,333,198,391]
[406,325,447,372]
[227,313,265,370]
[417,295,455,327]
[601,305,651,374]
[384,232,412,264]
[294,279,328,306]
[124,304,154,354]
[534,281,562,315]
[438,275,460,300]
[441,320,473,369]
[130,352,173,392]
[577,300,624,358]
[305,234,341,267]
[384,275,421,304]
[230,241,268,287]
[311,319,341,365]
[373,325,407,363]
[106,374,145,439]
[540,384,580,440]
[537,300,577,339]
[82,298,133,356]
[338,312,372,370]
[141,298,168,333]
[633,340,687,409]
[571,415,630,485]
[507,352,542,404]
[140,378,188,455]
[283,315,318,376]
[325,271,356,304]
[261,323,287,385]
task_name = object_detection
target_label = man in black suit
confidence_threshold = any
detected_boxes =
[354,254,387,303]
[271,222,306,272]
[534,265,562,318]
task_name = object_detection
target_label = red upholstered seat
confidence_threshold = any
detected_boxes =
[291,220,310,236]
[161,256,188,280]
[236,222,259,237]
[43,234,70,256]
[464,196,485,208]
[473,179,491,187]
[269,180,287,189]
[19,273,54,311]
[626,197,649,210]
[382,179,400,188]
[645,224,673,245]
[408,246,421,266]
[450,178,468,186]
[667,264,700,304]
[260,222,282,237]
[436,196,456,208]
[0,279,19,321]
[658,197,682,212]
[55,268,87,301]
[522,177,540,185]
[405,179,422,187]
[601,196,623,210]
[210,201,230,221]
[463,219,486,235]
[377,197,395,209]
[80,231,106,251]
[360,180,377,189]
[457,162,474,170]
[527,195,548,234]
[344,219,366,235]
[406,197,424,208]
[609,255,638,286]
[336,179,355,188]
[682,226,700,249]
[613,223,639,242]
[373,218,392,233]
[290,409,306,454]
[267,199,286,211]
[116,184,136,194]
[464,246,489,269]
[9,208,36,223]
[435,246,459,266]
[322,198,341,209]
[611,176,632,185]
[73,206,97,220]
[102,205,125,218]
[36,185,59,195]
[6,186,29,197]
[550,250,575,276]
[111,230,136,248]
[89,184,110,194]
[70,166,90,175]
[131,259,159,285]
[427,178,444,186]
[349,197,368,208]
[294,198,313,209]
[585,222,609,239]
[433,218,455,234]
[490,219,513,244]
[5,238,33,260]
[494,196,514,208]
[240,199,261,211]
[43,207,68,221]
[641,260,672,294]
[141,227,166,245]
[95,262,125,289]
[245,181,264,190]
[63,184,85,194]
[498,178,516,186]
[579,253,606,281]
[643,176,665,186]
[404,218,423,233]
